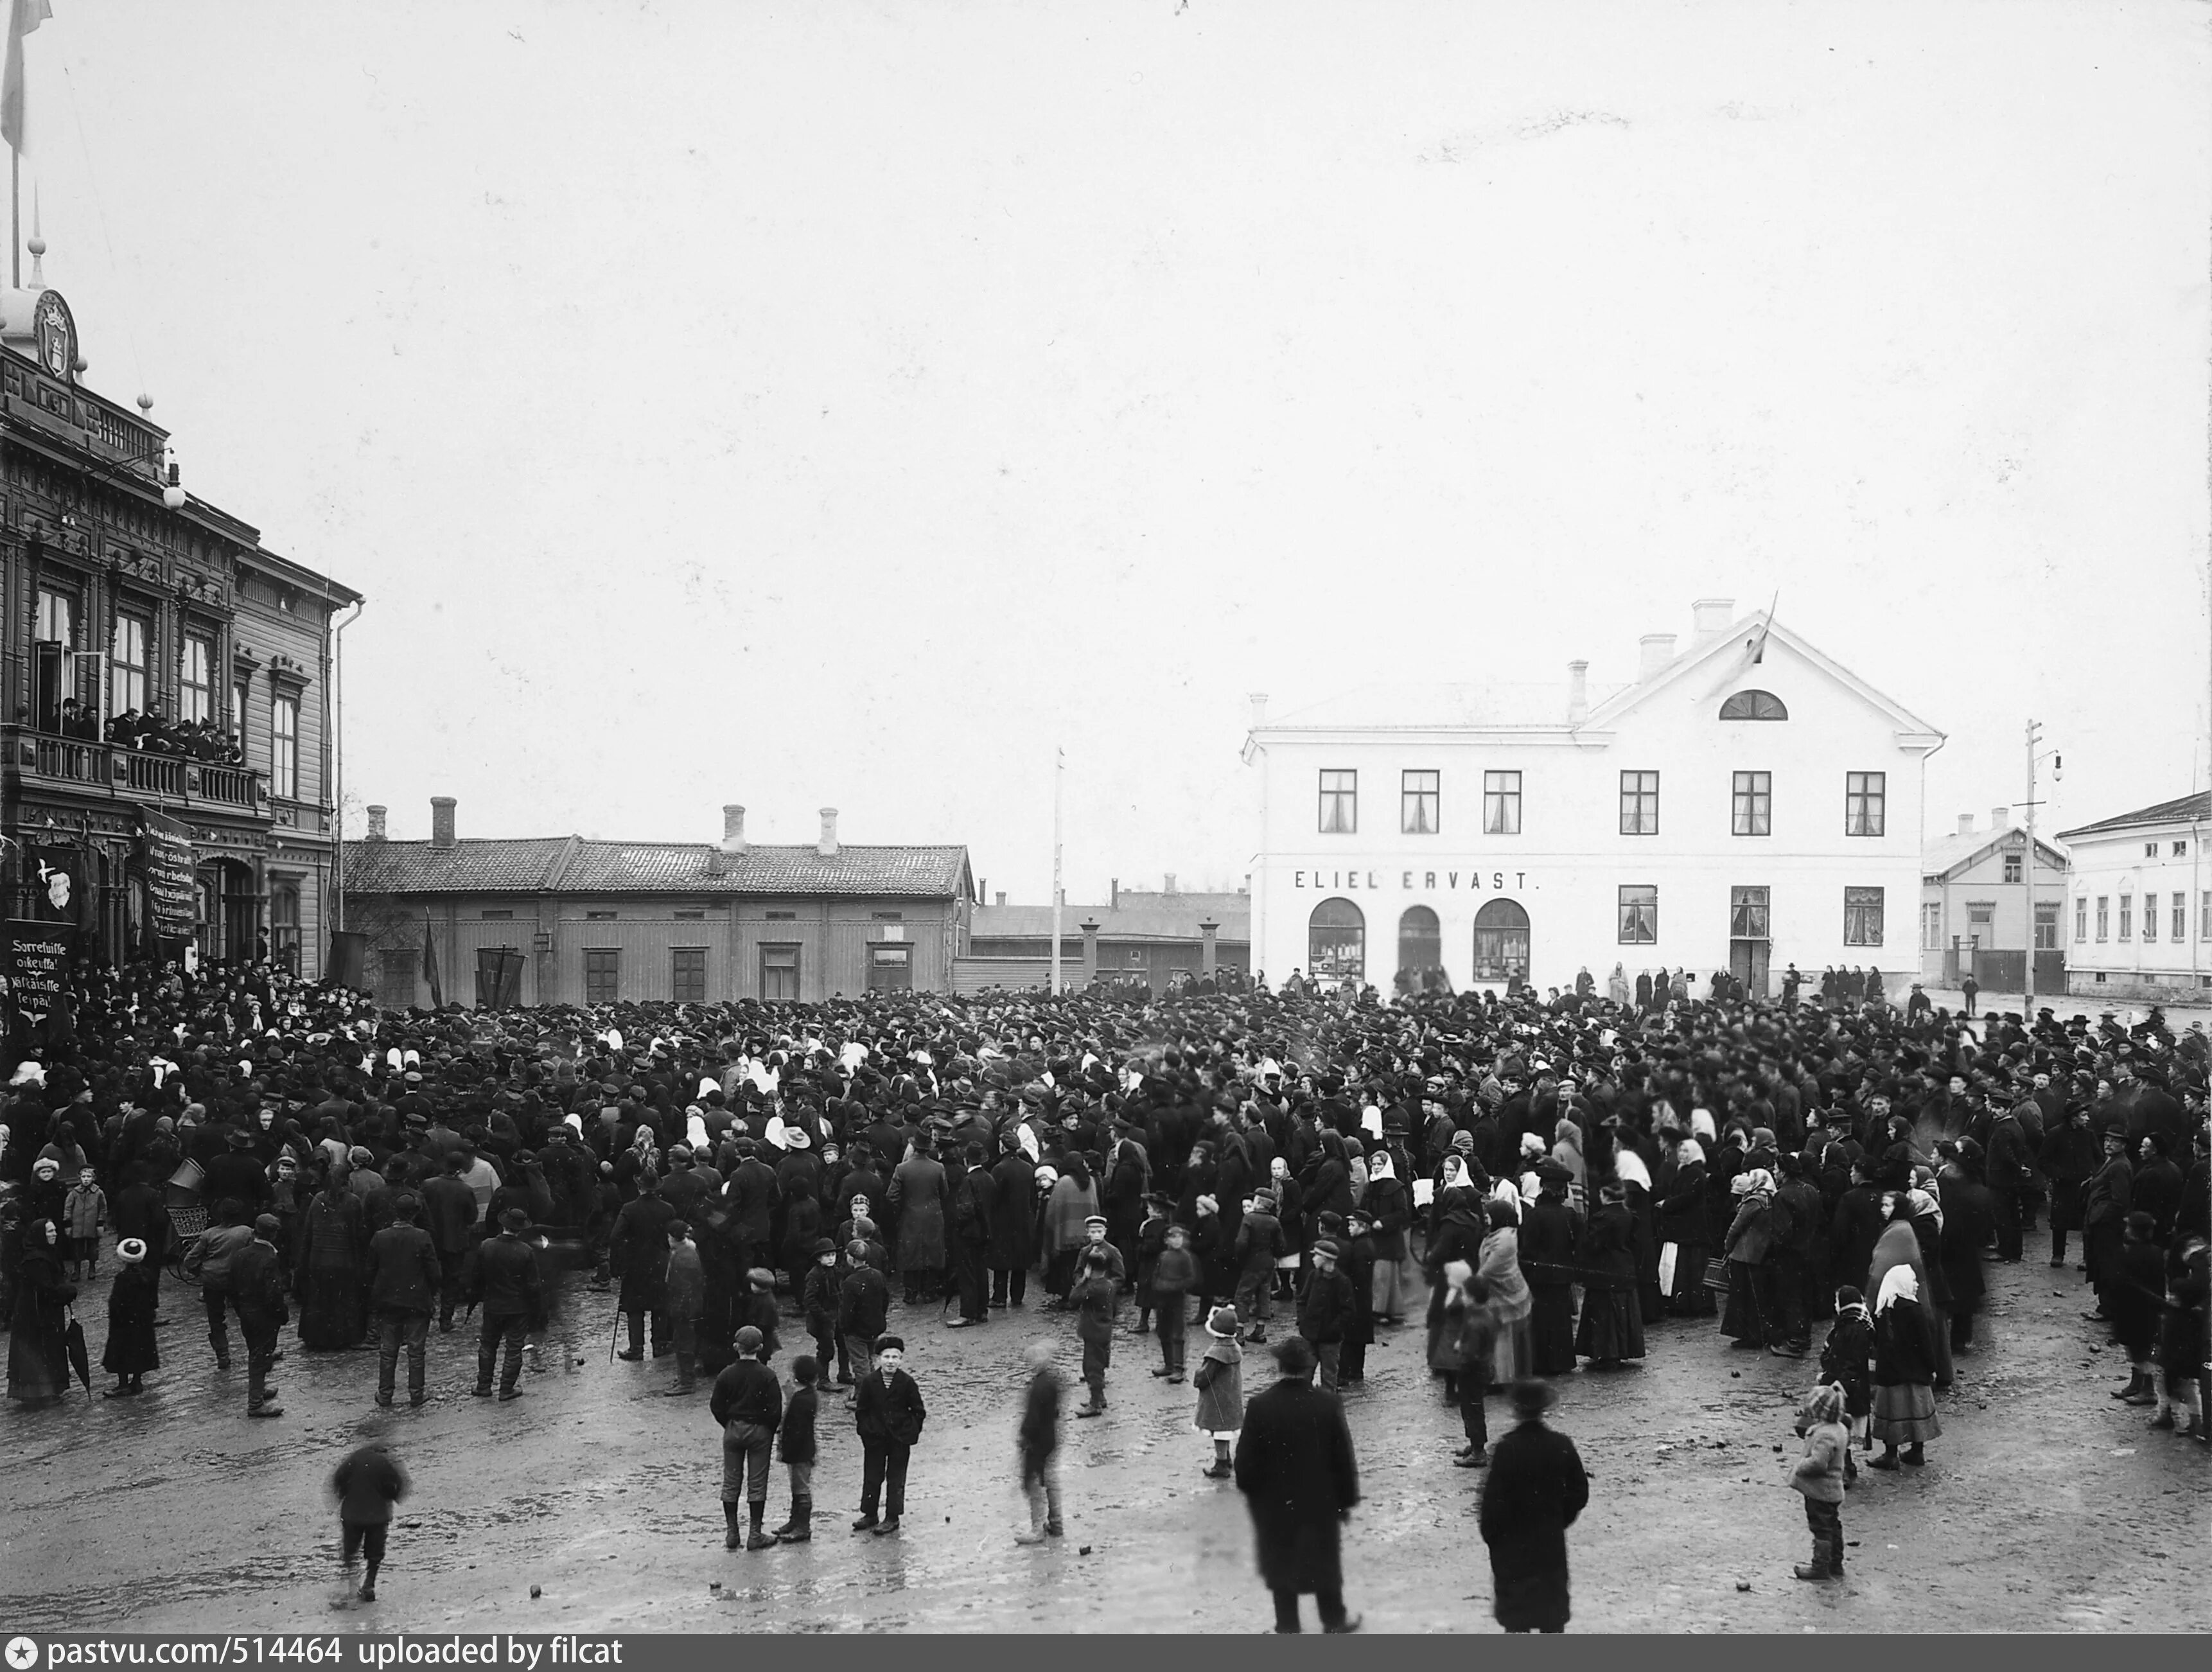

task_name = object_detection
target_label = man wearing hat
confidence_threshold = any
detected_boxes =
[1478,1382,1590,1633]
[1233,1334,1362,1633]
[465,1206,543,1401]
[709,1324,784,1550]
[365,1193,442,1409]
[234,1214,290,1419]
[1295,1238,1357,1395]
[851,1333,926,1535]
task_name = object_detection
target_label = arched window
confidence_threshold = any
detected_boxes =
[1397,905,1441,978]
[1308,897,1365,984]
[1471,897,1531,982]
[1719,689,1788,721]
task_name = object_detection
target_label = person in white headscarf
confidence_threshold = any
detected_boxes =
[1868,1264,1941,1468]
[1477,1192,1532,1385]
[1722,1168,1780,1350]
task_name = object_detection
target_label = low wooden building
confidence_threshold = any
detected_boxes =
[344,801,974,1008]
[960,885,1251,994]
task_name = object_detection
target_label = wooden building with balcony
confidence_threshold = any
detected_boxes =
[0,270,360,983]
[343,800,975,1010]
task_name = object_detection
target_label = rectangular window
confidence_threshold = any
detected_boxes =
[268,694,299,798]
[112,613,150,719]
[2144,894,2158,942]
[584,911,617,920]
[866,944,913,993]
[1401,770,1439,835]
[760,945,800,1001]
[1922,901,1942,949]
[870,910,904,922]
[2172,894,2186,942]
[2145,843,2159,859]
[2003,851,2023,884]
[583,949,620,1005]
[35,587,75,647]
[2034,901,2058,951]
[1844,886,1883,946]
[2174,841,2189,858]
[2119,894,2132,940]
[1619,771,1660,836]
[2074,897,2086,943]
[2203,891,2211,939]
[1617,884,1657,944]
[480,910,514,920]
[2096,897,2109,941]
[766,910,798,922]
[180,634,215,725]
[1731,771,1771,836]
[269,881,301,974]
[1482,771,1522,836]
[1845,772,1886,837]
[671,947,707,1003]
[1729,885,1770,939]
[674,910,706,921]
[1318,770,1357,834]
[231,680,249,748]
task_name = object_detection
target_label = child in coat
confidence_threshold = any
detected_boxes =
[742,1267,782,1363]
[1191,1304,1245,1479]
[1015,1339,1064,1544]
[1071,1247,1118,1416]
[1150,1223,1198,1382]
[64,1169,107,1281]
[1818,1286,1874,1483]
[801,1240,840,1378]
[1131,1196,1172,1335]
[773,1355,820,1542]
[100,1236,161,1395]
[1788,1382,1850,1580]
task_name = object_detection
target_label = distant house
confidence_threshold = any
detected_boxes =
[2055,790,2210,1003]
[344,799,972,1008]
[1918,805,2067,992]
[960,882,1250,995]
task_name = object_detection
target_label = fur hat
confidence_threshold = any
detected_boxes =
[873,1333,904,1354]
[116,1238,148,1265]
[1204,1305,1241,1339]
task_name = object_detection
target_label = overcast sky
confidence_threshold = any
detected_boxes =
[19,1,2209,901]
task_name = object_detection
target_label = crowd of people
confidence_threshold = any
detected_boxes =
[32,699,245,764]
[1,949,2206,1626]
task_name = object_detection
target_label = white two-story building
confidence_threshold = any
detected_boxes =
[1241,599,1944,998]
[2054,791,2211,1003]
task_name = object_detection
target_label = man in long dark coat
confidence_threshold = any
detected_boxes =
[945,1142,994,1326]
[1479,1380,1589,1632]
[886,1131,951,1304]
[987,1134,1037,1309]
[1519,1164,1580,1375]
[1233,1334,1362,1634]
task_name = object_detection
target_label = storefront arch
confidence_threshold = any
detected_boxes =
[1396,905,1441,985]
[1471,897,1531,984]
[1307,897,1365,985]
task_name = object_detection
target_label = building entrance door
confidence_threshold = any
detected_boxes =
[1471,899,1531,984]
[1728,938,1770,999]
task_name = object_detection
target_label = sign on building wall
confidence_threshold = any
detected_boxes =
[138,810,198,937]
[4,920,76,1028]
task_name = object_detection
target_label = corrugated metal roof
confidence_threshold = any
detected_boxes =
[2055,791,2212,841]
[344,838,970,898]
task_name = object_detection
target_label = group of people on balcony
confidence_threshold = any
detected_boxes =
[42,701,245,765]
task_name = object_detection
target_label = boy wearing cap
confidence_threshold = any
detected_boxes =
[773,1355,821,1542]
[837,1244,892,1399]
[801,1238,841,1378]
[709,1326,783,1550]
[1296,1238,1356,1395]
[852,1333,926,1535]
[1232,1190,1286,1344]
[1071,1245,1119,1416]
[1150,1222,1198,1382]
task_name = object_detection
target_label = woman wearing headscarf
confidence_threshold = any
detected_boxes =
[1606,964,1631,1008]
[1655,1130,1715,1317]
[1040,1154,1100,1307]
[6,1216,75,1408]
[1575,1180,1645,1369]
[1550,1120,1588,1218]
[1868,1263,1941,1469]
[295,1168,371,1350]
[1424,1184,1492,1380]
[1721,1169,1777,1349]
[1479,1189,1534,1387]
[1359,1150,1416,1326]
[1267,1157,1305,1305]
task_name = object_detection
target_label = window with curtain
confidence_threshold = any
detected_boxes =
[271,695,299,798]
[180,635,215,724]
[1845,771,1886,837]
[1843,886,1883,946]
[270,881,301,973]
[1732,771,1771,836]
[1618,884,1657,944]
[1619,771,1659,835]
[112,614,150,716]
[1317,770,1357,834]
[1483,770,1522,835]
[1400,770,1439,834]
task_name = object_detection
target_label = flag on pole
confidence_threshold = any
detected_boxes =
[422,915,444,1009]
[1,0,51,154]
[1692,592,1779,704]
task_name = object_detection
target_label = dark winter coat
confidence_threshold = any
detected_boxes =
[333,1445,410,1526]
[987,1153,1037,1267]
[1233,1374,1360,1594]
[1295,1263,1357,1345]
[609,1195,676,1312]
[888,1155,951,1269]
[778,1384,818,1465]
[1938,1175,1993,1308]
[836,1266,891,1342]
[853,1366,926,1447]
[1479,1418,1589,1633]
[1819,1305,1874,1416]
[1872,1296,1938,1387]
[464,1232,545,1320]
[365,1224,441,1316]
[100,1260,161,1376]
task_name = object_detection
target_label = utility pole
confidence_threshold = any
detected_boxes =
[1049,747,1064,998]
[2024,719,2041,1020]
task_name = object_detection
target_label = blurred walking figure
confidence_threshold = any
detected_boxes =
[331,1441,410,1604]
[1014,1339,1064,1544]
[1479,1380,1589,1633]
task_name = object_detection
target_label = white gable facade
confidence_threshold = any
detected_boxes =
[2053,792,2212,1002]
[1243,600,1944,998]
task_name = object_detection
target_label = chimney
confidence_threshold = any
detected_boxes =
[1956,813,1974,836]
[1992,806,2011,832]
[995,892,1007,906]
[430,796,456,850]
[817,808,839,858]
[1692,597,1735,647]
[1566,659,1589,724]
[365,805,387,843]
[721,805,747,854]
[1110,877,1119,911]
[1164,872,1178,895]
[1638,634,1677,681]
[1249,692,1269,729]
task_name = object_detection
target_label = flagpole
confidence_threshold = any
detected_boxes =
[11,147,17,288]
[1049,748,1064,997]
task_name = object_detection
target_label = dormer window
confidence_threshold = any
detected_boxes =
[1719,689,1788,721]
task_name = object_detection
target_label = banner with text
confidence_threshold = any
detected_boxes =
[138,809,198,937]
[5,918,76,1027]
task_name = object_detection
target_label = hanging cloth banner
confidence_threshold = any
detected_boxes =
[26,842,95,932]
[137,809,198,938]
[4,918,75,1028]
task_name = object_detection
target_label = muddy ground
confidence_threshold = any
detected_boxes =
[2,1237,2204,1634]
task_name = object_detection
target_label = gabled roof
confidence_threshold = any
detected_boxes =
[974,901,1252,944]
[1265,680,1629,732]
[1920,826,2068,881]
[2055,791,2212,842]
[344,838,972,899]
[1583,611,1942,737]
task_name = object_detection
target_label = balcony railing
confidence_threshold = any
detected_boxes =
[4,724,267,814]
